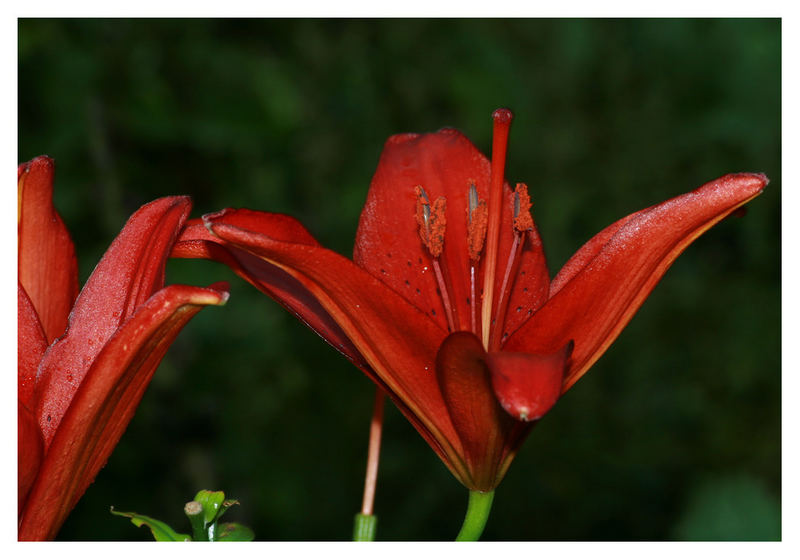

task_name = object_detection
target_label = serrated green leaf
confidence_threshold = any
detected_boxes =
[193,490,226,525]
[110,507,191,541]
[215,522,255,541]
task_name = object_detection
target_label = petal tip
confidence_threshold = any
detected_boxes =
[18,155,55,181]
[720,172,769,194]
[488,341,573,422]
[201,209,231,235]
[192,281,231,306]
[214,286,231,305]
[752,172,769,188]
[385,132,421,145]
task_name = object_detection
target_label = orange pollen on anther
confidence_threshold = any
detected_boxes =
[513,183,533,232]
[467,185,488,262]
[414,185,446,258]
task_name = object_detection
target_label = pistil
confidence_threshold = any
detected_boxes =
[480,109,513,349]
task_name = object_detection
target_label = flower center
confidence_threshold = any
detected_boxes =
[414,109,534,350]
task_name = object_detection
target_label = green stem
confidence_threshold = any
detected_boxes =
[455,490,494,541]
[184,501,207,541]
[353,513,377,541]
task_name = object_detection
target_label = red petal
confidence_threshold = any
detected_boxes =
[354,130,549,333]
[18,156,79,343]
[18,401,43,516]
[505,173,767,390]
[18,283,47,408]
[201,209,474,484]
[173,216,368,369]
[499,219,551,341]
[435,331,519,491]
[18,282,229,541]
[34,196,192,447]
[487,342,573,421]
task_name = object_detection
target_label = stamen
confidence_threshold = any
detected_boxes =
[414,185,457,331]
[467,183,488,261]
[432,260,457,332]
[489,230,525,350]
[466,182,488,335]
[489,184,533,350]
[480,108,513,348]
[415,186,446,257]
[470,265,478,334]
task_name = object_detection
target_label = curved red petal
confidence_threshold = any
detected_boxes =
[505,172,767,390]
[34,196,192,447]
[354,130,549,333]
[18,282,229,541]
[18,401,43,516]
[202,210,472,482]
[435,331,518,490]
[18,156,79,343]
[173,217,369,370]
[498,220,551,342]
[487,341,573,421]
[549,213,638,298]
[18,283,47,408]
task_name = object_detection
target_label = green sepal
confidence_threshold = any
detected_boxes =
[215,522,255,541]
[110,506,191,541]
[193,489,226,525]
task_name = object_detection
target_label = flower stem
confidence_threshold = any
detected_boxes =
[353,388,385,541]
[353,513,378,541]
[455,490,495,541]
[184,500,207,541]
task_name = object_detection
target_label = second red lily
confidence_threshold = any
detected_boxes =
[18,157,230,540]
[174,109,766,493]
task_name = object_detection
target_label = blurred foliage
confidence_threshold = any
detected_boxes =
[18,19,779,540]
[671,474,781,540]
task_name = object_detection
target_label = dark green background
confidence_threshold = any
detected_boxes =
[18,19,780,540]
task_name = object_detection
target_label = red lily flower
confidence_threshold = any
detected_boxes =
[18,156,230,541]
[173,110,766,492]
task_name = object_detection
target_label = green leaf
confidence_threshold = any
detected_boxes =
[672,474,781,540]
[215,498,240,521]
[215,522,255,541]
[193,489,226,525]
[110,507,191,541]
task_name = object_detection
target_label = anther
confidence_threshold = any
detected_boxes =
[467,183,488,262]
[513,183,533,232]
[416,185,431,227]
[415,186,446,257]
[414,185,457,331]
